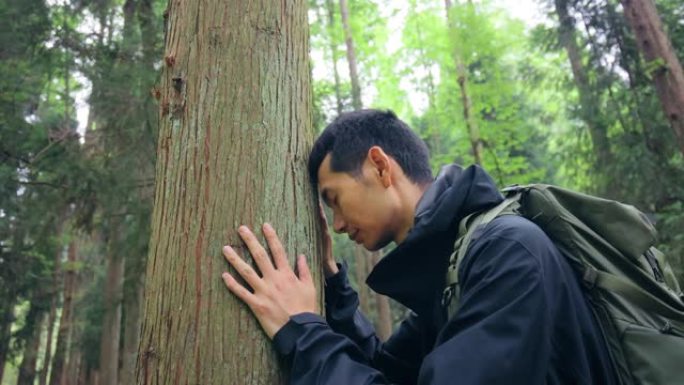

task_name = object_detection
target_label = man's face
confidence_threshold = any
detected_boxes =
[317,153,399,251]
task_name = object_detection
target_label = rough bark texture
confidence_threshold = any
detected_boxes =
[444,2,483,165]
[49,241,78,385]
[620,0,684,156]
[339,0,362,110]
[135,1,320,384]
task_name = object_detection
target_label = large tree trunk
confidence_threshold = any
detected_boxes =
[444,1,483,165]
[339,0,362,110]
[49,241,78,385]
[135,1,320,384]
[620,0,684,156]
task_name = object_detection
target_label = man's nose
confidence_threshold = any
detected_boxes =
[332,214,346,234]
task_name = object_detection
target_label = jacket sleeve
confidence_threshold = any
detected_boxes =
[417,225,554,385]
[326,262,429,381]
[271,264,428,385]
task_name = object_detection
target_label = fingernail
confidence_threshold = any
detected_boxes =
[264,223,272,231]
[222,245,232,253]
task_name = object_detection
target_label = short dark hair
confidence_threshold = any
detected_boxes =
[308,109,433,186]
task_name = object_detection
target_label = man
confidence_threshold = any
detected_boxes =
[220,109,617,384]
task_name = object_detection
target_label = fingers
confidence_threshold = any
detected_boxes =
[262,223,289,270]
[296,254,312,283]
[222,245,266,292]
[237,226,275,276]
[222,272,257,304]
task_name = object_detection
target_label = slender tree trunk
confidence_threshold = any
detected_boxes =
[135,1,319,383]
[371,253,392,341]
[119,280,143,385]
[38,296,57,385]
[354,246,371,315]
[49,241,78,385]
[339,0,362,110]
[620,0,684,156]
[98,227,124,385]
[444,1,483,165]
[325,0,344,115]
[17,312,46,385]
[554,0,612,168]
[0,300,15,384]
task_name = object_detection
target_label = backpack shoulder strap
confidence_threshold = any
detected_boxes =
[442,194,521,316]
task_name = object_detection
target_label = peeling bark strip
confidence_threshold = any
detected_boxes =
[620,0,684,157]
[136,1,321,384]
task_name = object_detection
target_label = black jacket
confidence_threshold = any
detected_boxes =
[273,165,617,385]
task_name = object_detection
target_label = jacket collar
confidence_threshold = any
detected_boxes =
[366,164,503,317]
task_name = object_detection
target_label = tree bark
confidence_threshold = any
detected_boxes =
[49,241,78,385]
[135,1,319,384]
[620,0,684,156]
[339,0,362,110]
[444,1,483,165]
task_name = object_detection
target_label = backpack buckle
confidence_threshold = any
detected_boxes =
[441,285,455,308]
[583,267,598,289]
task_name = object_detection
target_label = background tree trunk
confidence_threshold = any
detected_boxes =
[620,0,684,156]
[98,228,124,385]
[444,1,483,165]
[135,0,320,384]
[49,241,78,385]
[339,0,362,110]
[371,252,392,341]
[17,312,45,385]
[119,281,143,385]
[38,297,57,385]
[325,0,344,115]
[554,0,613,191]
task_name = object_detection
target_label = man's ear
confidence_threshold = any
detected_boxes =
[367,146,392,188]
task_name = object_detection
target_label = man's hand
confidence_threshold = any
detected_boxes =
[221,223,318,339]
[318,203,339,278]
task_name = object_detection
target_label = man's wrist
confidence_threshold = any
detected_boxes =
[323,260,340,278]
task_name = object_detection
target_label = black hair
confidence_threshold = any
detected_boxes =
[308,109,433,186]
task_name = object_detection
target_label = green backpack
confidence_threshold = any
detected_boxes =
[442,184,684,385]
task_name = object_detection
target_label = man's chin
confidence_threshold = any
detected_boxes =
[362,237,392,252]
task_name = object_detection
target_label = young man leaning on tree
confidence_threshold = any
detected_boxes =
[219,109,617,385]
